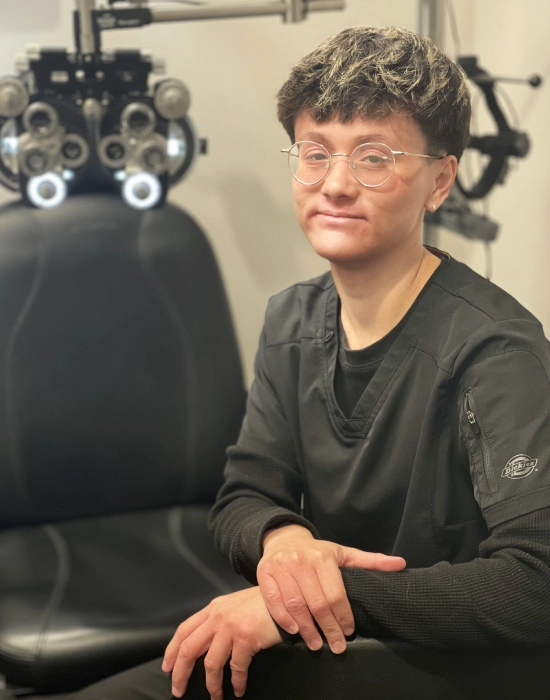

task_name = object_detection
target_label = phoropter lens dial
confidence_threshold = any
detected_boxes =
[136,134,169,176]
[23,102,60,138]
[19,142,56,178]
[98,134,128,169]
[60,133,90,169]
[121,103,156,138]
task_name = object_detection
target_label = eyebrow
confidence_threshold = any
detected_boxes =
[300,131,392,148]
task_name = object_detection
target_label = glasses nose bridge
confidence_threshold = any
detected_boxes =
[330,151,352,165]
[326,151,353,179]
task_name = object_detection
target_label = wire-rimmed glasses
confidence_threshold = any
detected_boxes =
[281,141,445,188]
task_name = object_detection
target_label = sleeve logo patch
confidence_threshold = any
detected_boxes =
[501,455,538,479]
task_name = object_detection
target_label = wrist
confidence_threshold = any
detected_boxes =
[262,523,314,550]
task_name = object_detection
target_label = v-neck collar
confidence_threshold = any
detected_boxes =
[321,257,451,438]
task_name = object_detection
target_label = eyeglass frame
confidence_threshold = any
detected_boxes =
[281,140,446,188]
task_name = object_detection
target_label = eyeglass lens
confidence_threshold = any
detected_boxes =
[288,141,396,187]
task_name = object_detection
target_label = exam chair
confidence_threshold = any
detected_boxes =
[1,194,548,700]
[0,194,247,693]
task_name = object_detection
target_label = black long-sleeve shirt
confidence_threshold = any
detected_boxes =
[209,257,550,649]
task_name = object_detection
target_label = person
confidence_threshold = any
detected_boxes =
[71,24,550,700]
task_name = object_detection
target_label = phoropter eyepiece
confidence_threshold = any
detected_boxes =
[122,171,162,210]
[27,171,68,209]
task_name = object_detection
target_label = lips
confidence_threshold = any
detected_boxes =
[316,210,364,220]
[316,211,365,223]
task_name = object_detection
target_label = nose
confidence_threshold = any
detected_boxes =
[320,154,359,199]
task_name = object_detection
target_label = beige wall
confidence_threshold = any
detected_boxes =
[1,1,548,384]
[437,1,550,334]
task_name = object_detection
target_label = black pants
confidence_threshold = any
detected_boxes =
[49,643,550,700]
[59,659,170,700]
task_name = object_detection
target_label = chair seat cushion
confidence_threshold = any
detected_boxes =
[0,505,247,692]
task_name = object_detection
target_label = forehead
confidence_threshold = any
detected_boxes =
[293,111,426,150]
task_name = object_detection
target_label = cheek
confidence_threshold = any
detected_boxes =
[375,175,428,220]
[292,186,310,227]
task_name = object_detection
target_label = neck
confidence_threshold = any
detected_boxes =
[331,242,441,350]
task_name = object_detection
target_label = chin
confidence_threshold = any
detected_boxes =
[304,227,375,265]
[308,241,373,267]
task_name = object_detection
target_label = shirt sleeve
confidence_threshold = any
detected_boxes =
[208,324,319,584]
[341,506,550,649]
[456,338,550,527]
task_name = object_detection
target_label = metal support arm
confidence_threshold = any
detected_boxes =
[76,0,345,54]
[148,1,345,23]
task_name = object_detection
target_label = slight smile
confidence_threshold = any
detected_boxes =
[315,211,365,223]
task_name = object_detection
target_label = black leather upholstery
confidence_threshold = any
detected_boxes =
[0,195,247,691]
[0,195,245,526]
[0,506,247,692]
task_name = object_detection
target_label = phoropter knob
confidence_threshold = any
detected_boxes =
[0,77,29,118]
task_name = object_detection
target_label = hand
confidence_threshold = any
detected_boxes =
[162,586,282,700]
[257,524,406,654]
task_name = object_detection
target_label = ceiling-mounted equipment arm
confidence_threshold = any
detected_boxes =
[75,0,345,53]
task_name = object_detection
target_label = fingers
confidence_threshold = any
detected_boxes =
[164,588,281,700]
[272,572,323,651]
[259,552,354,652]
[163,608,209,673]
[271,565,351,653]
[296,567,351,653]
[339,547,407,572]
[312,565,355,637]
[171,625,213,698]
[203,634,232,700]
[229,642,254,698]
[258,537,406,659]
[173,619,259,700]
[257,572,299,635]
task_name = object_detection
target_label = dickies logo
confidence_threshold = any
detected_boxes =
[501,455,538,480]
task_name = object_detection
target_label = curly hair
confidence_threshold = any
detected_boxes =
[277,26,471,161]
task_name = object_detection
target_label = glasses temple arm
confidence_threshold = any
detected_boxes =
[395,150,446,160]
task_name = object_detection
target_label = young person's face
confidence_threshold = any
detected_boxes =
[291,111,456,267]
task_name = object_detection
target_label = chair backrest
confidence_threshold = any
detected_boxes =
[0,194,246,527]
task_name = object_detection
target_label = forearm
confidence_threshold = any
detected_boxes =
[208,445,318,583]
[341,507,550,649]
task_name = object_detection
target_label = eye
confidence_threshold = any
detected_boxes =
[358,153,389,166]
[364,154,386,165]
[303,149,329,162]
[353,148,391,170]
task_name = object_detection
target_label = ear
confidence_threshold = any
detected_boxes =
[424,155,458,212]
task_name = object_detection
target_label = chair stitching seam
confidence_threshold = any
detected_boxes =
[168,508,234,595]
[34,525,71,669]
[4,217,48,511]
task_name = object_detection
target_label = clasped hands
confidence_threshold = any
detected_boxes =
[162,524,406,700]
